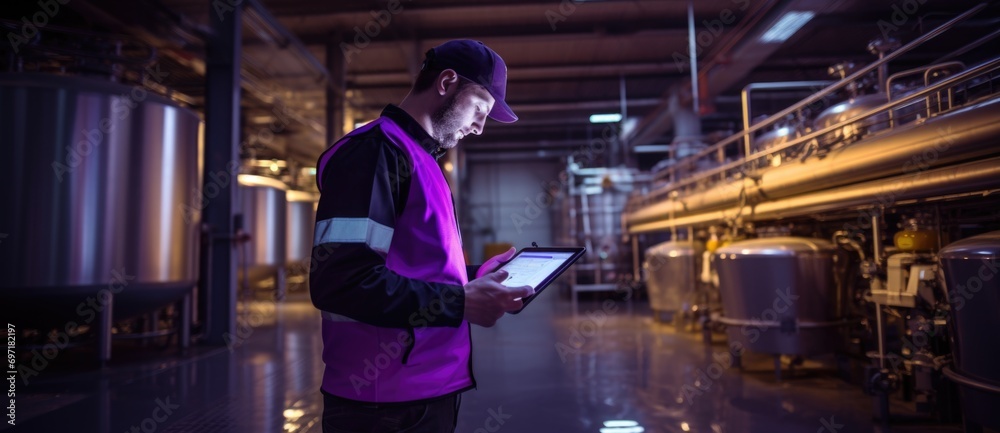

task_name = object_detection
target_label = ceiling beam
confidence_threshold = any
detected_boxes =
[260,0,686,17]
[347,61,688,87]
[260,20,691,48]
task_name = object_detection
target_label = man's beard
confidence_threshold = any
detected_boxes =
[430,90,465,150]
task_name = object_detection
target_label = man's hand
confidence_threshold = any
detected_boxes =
[463,270,533,327]
[476,246,516,279]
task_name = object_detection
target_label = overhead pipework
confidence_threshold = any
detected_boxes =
[625,3,999,235]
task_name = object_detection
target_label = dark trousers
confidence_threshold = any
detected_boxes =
[322,392,460,433]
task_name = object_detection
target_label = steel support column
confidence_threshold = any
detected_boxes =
[326,33,347,146]
[201,2,242,345]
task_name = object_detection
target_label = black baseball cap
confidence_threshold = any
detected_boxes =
[421,40,517,123]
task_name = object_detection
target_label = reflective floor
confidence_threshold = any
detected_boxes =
[3,288,966,433]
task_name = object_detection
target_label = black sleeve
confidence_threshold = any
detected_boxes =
[309,129,465,328]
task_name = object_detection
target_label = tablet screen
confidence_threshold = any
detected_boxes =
[500,251,577,290]
[489,246,585,314]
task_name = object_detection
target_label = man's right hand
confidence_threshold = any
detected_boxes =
[463,270,533,327]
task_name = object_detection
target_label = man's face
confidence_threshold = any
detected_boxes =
[430,81,495,150]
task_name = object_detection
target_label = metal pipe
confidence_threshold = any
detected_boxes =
[687,0,699,115]
[244,0,330,85]
[875,304,886,370]
[628,156,1000,233]
[942,366,1000,394]
[619,73,629,167]
[99,292,113,363]
[629,93,1000,226]
[741,81,833,156]
[648,54,1000,194]
[651,3,988,184]
[934,27,1000,63]
[714,317,852,328]
[871,211,883,266]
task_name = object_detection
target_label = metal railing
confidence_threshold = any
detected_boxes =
[631,2,990,212]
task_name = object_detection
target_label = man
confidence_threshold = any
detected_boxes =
[310,40,533,432]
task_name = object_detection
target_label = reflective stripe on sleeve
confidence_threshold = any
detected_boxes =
[313,217,393,253]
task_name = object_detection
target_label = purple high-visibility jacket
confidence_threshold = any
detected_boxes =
[311,107,475,403]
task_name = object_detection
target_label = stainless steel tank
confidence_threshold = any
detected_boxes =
[0,73,203,327]
[644,241,702,320]
[286,190,318,269]
[939,231,1000,431]
[238,174,288,289]
[715,237,841,356]
[814,93,889,147]
[571,168,635,286]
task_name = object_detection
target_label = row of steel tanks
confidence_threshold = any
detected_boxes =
[636,28,1000,427]
[236,174,319,298]
[644,236,842,358]
[0,73,318,360]
[645,229,1000,430]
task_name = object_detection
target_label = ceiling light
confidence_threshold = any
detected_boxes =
[590,113,623,123]
[599,428,645,433]
[759,11,815,43]
[604,421,639,427]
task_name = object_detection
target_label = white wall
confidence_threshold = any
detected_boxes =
[461,159,562,264]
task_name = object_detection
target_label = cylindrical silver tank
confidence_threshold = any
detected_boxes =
[814,94,889,147]
[0,74,202,327]
[715,237,841,356]
[238,175,288,288]
[644,241,702,319]
[573,168,636,285]
[939,231,1000,431]
[286,190,318,268]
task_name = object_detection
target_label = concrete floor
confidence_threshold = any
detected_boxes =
[2,288,971,433]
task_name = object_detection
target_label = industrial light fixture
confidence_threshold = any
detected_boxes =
[759,11,815,43]
[589,113,623,123]
[601,420,644,433]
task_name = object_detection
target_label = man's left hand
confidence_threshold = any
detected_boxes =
[476,246,516,279]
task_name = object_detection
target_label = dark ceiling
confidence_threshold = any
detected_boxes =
[4,0,997,168]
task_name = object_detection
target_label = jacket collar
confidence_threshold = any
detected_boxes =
[381,105,447,159]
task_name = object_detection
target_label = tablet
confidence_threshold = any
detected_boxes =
[492,246,586,314]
